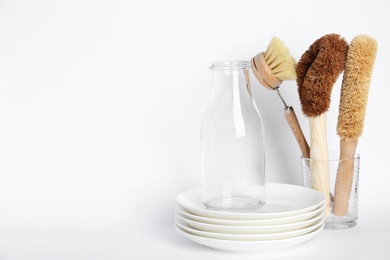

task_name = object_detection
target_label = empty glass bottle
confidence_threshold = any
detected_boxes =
[201,61,266,212]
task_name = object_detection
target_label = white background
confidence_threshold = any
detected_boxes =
[0,0,389,259]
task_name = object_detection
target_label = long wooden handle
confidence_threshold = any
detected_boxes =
[333,139,358,216]
[310,114,330,217]
[284,107,310,158]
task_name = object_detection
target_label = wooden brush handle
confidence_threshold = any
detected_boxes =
[310,114,330,217]
[284,107,310,158]
[333,139,358,216]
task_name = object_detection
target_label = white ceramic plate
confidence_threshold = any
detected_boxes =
[175,216,324,241]
[175,222,324,253]
[176,211,324,234]
[176,183,324,220]
[176,204,324,226]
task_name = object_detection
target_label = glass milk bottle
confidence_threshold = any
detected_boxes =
[201,61,265,212]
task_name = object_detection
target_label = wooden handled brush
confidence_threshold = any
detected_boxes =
[333,35,378,216]
[251,37,310,158]
[296,34,348,216]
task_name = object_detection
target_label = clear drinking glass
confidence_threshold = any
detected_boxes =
[201,61,265,212]
[301,152,360,229]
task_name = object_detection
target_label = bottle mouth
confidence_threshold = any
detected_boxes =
[210,61,250,70]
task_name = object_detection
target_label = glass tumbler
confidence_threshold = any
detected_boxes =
[302,152,360,229]
[201,61,265,212]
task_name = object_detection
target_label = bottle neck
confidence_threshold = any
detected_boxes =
[207,61,257,138]
[210,61,252,101]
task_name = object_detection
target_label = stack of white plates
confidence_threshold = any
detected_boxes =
[175,183,325,253]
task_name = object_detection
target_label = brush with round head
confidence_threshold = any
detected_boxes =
[296,33,349,216]
[333,35,378,216]
[264,37,297,81]
[251,37,310,159]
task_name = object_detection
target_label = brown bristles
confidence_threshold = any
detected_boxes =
[337,35,378,140]
[296,34,349,117]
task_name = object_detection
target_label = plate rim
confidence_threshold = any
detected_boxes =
[176,183,325,220]
[175,210,324,234]
[174,221,324,253]
[176,203,324,226]
[175,216,324,241]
